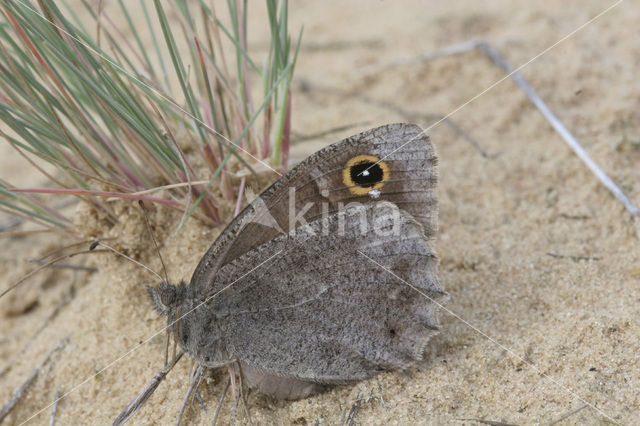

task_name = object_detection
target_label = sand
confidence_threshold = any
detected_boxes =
[1,1,639,424]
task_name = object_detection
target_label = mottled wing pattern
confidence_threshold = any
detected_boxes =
[203,203,444,383]
[189,123,437,293]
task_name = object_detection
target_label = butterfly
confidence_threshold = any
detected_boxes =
[147,123,445,401]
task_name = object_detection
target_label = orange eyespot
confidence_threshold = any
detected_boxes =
[342,154,390,195]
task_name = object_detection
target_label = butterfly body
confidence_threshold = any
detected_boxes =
[149,123,444,399]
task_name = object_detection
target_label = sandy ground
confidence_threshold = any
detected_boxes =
[1,1,639,424]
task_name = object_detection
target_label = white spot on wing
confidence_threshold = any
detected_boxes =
[368,189,381,199]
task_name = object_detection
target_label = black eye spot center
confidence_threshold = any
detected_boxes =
[389,328,396,336]
[350,161,383,188]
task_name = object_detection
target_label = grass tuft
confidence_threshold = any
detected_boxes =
[0,0,300,234]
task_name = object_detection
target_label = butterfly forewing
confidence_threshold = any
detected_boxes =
[190,123,438,293]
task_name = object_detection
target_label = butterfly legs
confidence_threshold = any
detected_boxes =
[176,364,206,425]
[211,376,231,426]
[204,362,254,426]
[227,362,253,426]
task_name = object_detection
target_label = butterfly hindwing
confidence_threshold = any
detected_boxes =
[183,203,443,387]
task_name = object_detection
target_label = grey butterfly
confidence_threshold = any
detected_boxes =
[148,123,445,400]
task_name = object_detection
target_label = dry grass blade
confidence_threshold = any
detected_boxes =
[0,335,70,423]
[0,248,106,299]
[112,352,184,426]
[457,419,519,426]
[545,404,589,426]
